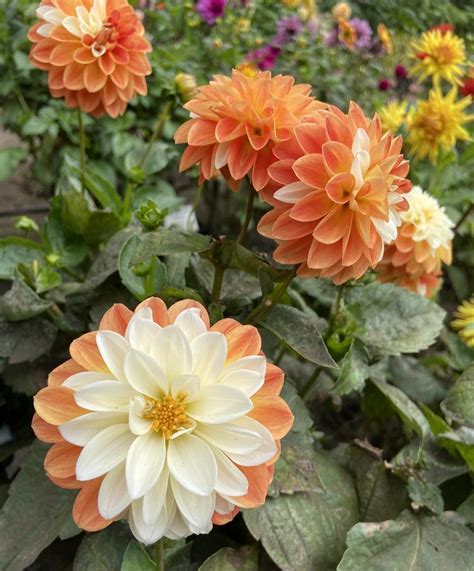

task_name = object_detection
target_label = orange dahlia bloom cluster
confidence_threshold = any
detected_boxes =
[174,70,324,191]
[33,298,292,538]
[377,186,453,297]
[258,103,412,284]
[28,0,152,117]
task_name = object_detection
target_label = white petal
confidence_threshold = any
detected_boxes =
[127,317,162,353]
[190,332,227,385]
[37,23,54,36]
[187,384,252,424]
[59,411,128,446]
[167,434,217,495]
[165,508,192,540]
[170,476,215,532]
[126,431,166,500]
[143,465,170,525]
[218,370,264,397]
[226,416,276,466]
[96,331,130,382]
[170,374,200,402]
[168,419,197,440]
[124,349,168,398]
[274,182,313,204]
[215,494,234,515]
[129,496,169,545]
[74,381,134,411]
[194,422,262,455]
[98,463,131,519]
[63,371,113,390]
[221,355,266,378]
[76,424,135,481]
[150,326,192,381]
[352,127,370,154]
[124,308,154,341]
[129,396,153,435]
[212,447,248,497]
[174,309,207,342]
[62,16,82,37]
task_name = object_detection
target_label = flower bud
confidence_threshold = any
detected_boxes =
[136,199,167,231]
[332,2,351,22]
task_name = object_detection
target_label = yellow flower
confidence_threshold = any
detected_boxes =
[452,296,474,348]
[377,24,393,55]
[236,18,250,33]
[407,87,472,162]
[410,29,466,86]
[378,100,408,133]
[332,1,351,21]
[235,61,259,78]
[282,0,302,7]
[299,0,317,21]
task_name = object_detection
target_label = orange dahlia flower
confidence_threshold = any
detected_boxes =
[174,70,324,191]
[258,103,412,285]
[33,297,292,542]
[28,0,152,117]
[377,186,453,297]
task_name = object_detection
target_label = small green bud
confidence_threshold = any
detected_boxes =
[14,215,39,233]
[135,199,167,231]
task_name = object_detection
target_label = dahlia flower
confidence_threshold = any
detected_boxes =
[377,24,392,55]
[196,0,227,25]
[174,70,323,191]
[350,18,373,50]
[407,88,472,163]
[452,296,474,348]
[331,1,351,22]
[410,29,466,86]
[274,16,303,46]
[33,298,293,543]
[377,187,453,297]
[378,100,408,133]
[28,0,152,118]
[257,103,412,284]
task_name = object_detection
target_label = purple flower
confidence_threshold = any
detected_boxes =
[378,79,393,91]
[196,0,227,25]
[395,64,408,79]
[274,16,302,46]
[325,27,339,48]
[247,45,281,70]
[350,18,373,49]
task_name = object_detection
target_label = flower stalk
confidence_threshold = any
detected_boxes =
[77,109,86,192]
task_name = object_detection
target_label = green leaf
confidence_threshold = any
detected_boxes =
[73,524,131,571]
[369,378,430,438]
[199,546,258,570]
[84,211,123,246]
[338,511,474,570]
[125,141,170,176]
[121,541,156,571]
[244,450,358,570]
[130,228,210,265]
[0,278,52,321]
[0,237,43,280]
[0,442,75,571]
[348,447,407,522]
[0,148,27,181]
[346,283,445,355]
[280,381,313,433]
[258,305,337,369]
[333,340,369,395]
[457,492,474,524]
[4,360,50,396]
[407,477,443,514]
[441,364,474,428]
[0,318,57,364]
[389,356,446,405]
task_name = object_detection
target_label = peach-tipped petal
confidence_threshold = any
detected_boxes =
[73,479,113,531]
[34,386,87,425]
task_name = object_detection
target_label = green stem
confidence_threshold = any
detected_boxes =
[300,366,322,402]
[139,100,173,169]
[454,202,473,233]
[153,538,165,571]
[333,283,346,317]
[244,266,297,325]
[237,184,256,244]
[77,109,86,191]
[211,263,225,303]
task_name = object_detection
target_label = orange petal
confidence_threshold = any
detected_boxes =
[252,145,274,191]
[48,359,85,387]
[231,464,272,508]
[215,117,246,143]
[313,206,353,244]
[50,42,76,66]
[273,235,312,265]
[73,478,113,532]
[271,210,315,240]
[34,386,87,426]
[293,154,330,189]
[307,240,343,269]
[49,473,82,490]
[257,363,284,397]
[63,61,86,90]
[325,173,355,204]
[268,159,299,186]
[99,304,133,335]
[212,506,240,525]
[45,442,81,479]
[249,396,293,439]
[225,325,261,363]
[294,123,326,154]
[84,62,107,93]
[188,119,217,146]
[210,318,241,336]
[228,137,256,181]
[135,297,171,326]
[167,300,210,328]
[111,65,129,90]
[32,413,63,443]
[70,331,109,373]
[322,141,353,175]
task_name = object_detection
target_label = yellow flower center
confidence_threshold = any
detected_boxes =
[143,395,192,439]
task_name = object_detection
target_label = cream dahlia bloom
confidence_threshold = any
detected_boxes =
[33,298,292,544]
